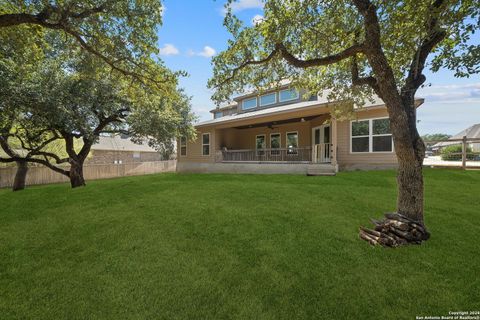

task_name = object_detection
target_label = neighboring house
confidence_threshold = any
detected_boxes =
[433,123,480,152]
[177,84,424,175]
[88,135,163,164]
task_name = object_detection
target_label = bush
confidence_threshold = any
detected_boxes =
[440,144,475,161]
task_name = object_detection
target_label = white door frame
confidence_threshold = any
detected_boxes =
[312,124,331,163]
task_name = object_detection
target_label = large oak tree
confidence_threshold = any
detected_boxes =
[1,53,195,189]
[209,0,479,245]
[0,25,195,189]
[0,0,181,87]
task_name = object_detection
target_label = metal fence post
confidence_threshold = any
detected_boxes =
[462,135,467,170]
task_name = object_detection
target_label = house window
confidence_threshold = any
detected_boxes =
[286,131,298,154]
[202,133,210,156]
[351,120,370,152]
[214,111,222,119]
[256,135,266,156]
[351,118,393,153]
[259,93,276,106]
[180,136,187,156]
[242,97,257,110]
[279,89,299,102]
[270,133,281,155]
[372,118,392,152]
[133,152,141,159]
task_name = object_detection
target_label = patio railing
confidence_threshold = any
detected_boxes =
[313,143,332,163]
[216,147,315,163]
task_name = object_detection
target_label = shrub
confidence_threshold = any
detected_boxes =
[440,144,475,161]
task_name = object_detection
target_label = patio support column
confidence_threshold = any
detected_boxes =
[331,117,338,171]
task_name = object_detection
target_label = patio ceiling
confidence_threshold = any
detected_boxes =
[233,115,323,129]
[197,102,332,129]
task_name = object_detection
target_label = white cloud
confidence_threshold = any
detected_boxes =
[251,14,264,25]
[222,0,263,15]
[421,83,480,90]
[418,82,480,102]
[199,46,216,57]
[417,100,480,135]
[159,43,179,56]
[416,82,480,134]
[188,46,217,58]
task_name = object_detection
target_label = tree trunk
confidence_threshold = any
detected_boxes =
[394,97,426,224]
[396,157,424,222]
[69,159,86,188]
[12,160,28,191]
[359,97,429,247]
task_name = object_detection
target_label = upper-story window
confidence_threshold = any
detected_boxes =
[279,89,299,102]
[242,97,257,110]
[214,111,223,119]
[259,93,276,107]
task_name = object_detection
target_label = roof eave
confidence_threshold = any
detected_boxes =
[197,97,424,129]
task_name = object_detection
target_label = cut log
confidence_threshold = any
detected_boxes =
[359,212,430,247]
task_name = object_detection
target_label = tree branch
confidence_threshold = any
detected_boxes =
[0,136,17,158]
[62,27,166,88]
[0,2,109,27]
[35,151,69,164]
[275,42,364,68]
[69,3,110,19]
[0,13,44,28]
[0,3,167,88]
[28,158,70,177]
[403,0,447,94]
[351,56,381,96]
[218,42,364,87]
[29,134,60,154]
[218,49,279,87]
[0,157,16,163]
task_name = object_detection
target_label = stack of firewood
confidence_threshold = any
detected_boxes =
[359,213,430,247]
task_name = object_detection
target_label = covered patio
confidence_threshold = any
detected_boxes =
[212,111,338,166]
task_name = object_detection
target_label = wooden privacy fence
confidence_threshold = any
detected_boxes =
[0,160,176,189]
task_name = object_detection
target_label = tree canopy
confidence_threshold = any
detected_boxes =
[0,0,182,88]
[422,133,452,142]
[209,0,479,106]
[0,21,195,188]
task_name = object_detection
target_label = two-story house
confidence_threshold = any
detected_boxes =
[177,83,424,175]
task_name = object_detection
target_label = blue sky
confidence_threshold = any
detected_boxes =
[157,0,480,135]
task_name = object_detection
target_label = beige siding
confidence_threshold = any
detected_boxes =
[219,122,312,150]
[217,114,330,151]
[181,106,398,171]
[178,127,216,163]
[179,114,331,164]
[336,108,397,170]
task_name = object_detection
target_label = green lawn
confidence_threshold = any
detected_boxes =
[0,169,479,319]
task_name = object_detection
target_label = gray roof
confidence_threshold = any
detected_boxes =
[433,123,480,148]
[450,123,480,139]
[198,100,324,127]
[197,94,424,128]
[91,135,158,152]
